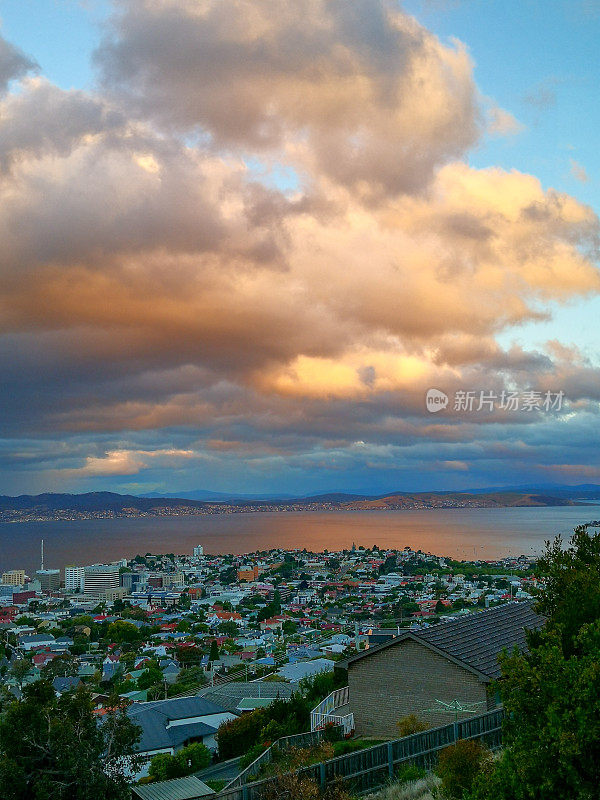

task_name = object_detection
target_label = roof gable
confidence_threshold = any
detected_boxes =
[344,602,545,680]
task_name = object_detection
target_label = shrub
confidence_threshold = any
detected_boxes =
[148,742,211,781]
[323,722,343,742]
[395,763,426,784]
[436,739,491,799]
[239,742,269,769]
[205,779,227,792]
[396,715,428,738]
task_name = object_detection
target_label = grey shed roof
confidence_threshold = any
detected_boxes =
[132,775,215,800]
[277,658,335,683]
[197,681,293,712]
[344,602,545,681]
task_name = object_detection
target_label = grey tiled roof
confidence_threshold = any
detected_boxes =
[126,697,232,753]
[418,602,544,679]
[345,602,545,680]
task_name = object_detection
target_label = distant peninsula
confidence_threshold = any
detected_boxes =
[0,487,589,524]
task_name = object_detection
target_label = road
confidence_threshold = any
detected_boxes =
[196,756,242,785]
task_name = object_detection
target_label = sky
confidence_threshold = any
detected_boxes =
[0,0,599,497]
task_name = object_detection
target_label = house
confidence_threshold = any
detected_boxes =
[125,696,237,779]
[52,676,81,695]
[19,633,55,651]
[340,602,544,737]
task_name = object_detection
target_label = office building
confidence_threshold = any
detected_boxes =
[193,545,204,558]
[36,569,61,592]
[65,566,85,593]
[84,565,120,597]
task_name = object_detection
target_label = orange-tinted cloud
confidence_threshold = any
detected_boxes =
[0,4,597,490]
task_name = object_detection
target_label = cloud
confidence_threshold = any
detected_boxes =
[0,33,37,93]
[0,6,597,492]
[63,447,197,477]
[487,106,524,137]
[95,0,481,197]
[569,158,589,183]
[523,78,559,111]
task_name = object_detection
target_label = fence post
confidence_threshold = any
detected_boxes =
[387,741,394,778]
[319,762,326,790]
[453,721,459,742]
[242,786,249,800]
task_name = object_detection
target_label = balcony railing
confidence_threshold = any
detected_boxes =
[310,686,354,736]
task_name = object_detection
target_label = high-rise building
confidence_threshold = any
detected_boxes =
[65,566,85,593]
[83,565,120,597]
[193,544,204,558]
[1,569,25,586]
[36,569,61,592]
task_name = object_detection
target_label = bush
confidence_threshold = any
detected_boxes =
[258,773,353,800]
[322,722,343,743]
[204,779,227,792]
[216,695,312,758]
[239,742,269,769]
[148,742,211,781]
[436,739,491,799]
[396,714,428,738]
[395,763,426,784]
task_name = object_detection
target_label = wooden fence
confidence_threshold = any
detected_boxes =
[216,707,503,799]
[222,726,343,791]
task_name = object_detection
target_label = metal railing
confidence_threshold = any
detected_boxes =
[310,686,354,736]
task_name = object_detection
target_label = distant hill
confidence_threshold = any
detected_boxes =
[341,492,576,510]
[0,487,585,523]
[0,491,209,513]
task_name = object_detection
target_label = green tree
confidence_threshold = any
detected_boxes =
[217,620,239,637]
[470,526,600,800]
[107,621,142,644]
[41,654,78,680]
[9,659,32,691]
[149,741,211,781]
[0,682,140,800]
[209,640,220,662]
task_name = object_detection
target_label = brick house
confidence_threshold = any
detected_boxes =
[341,603,544,737]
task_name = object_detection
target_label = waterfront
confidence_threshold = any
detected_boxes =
[1,505,598,574]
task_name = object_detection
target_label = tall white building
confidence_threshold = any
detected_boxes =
[84,565,120,597]
[193,544,204,558]
[65,565,85,593]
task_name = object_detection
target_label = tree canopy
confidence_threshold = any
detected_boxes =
[470,525,600,800]
[0,682,141,800]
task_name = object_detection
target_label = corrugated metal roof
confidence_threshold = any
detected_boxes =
[197,681,293,712]
[133,775,215,800]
